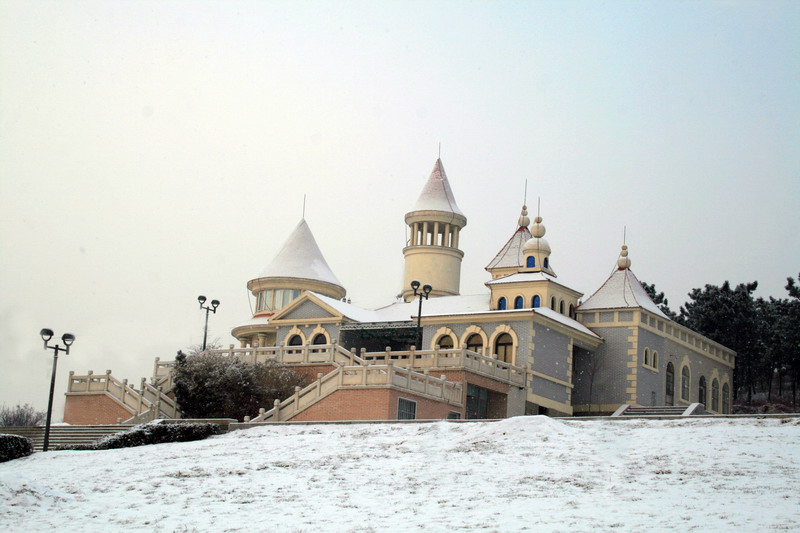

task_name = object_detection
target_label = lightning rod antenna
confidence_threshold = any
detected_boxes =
[303,194,306,219]
[623,225,627,245]
[523,179,528,205]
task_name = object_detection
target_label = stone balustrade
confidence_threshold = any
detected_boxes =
[67,370,182,421]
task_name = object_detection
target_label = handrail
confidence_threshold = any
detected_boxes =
[246,364,463,423]
[67,370,182,420]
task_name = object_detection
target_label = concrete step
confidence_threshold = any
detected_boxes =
[1,425,134,451]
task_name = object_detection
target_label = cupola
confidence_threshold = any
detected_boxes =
[521,215,556,276]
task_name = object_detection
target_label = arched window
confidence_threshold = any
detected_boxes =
[652,351,658,368]
[681,366,690,401]
[312,333,327,345]
[722,383,730,414]
[527,256,535,268]
[711,379,720,411]
[288,334,303,346]
[698,376,707,406]
[550,297,556,310]
[514,296,524,309]
[559,300,565,314]
[466,334,483,353]
[643,348,650,366]
[436,335,454,349]
[494,333,514,364]
[665,362,675,406]
[532,295,541,308]
[498,297,507,310]
[569,304,574,318]
[543,257,549,269]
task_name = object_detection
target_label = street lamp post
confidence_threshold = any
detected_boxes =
[198,295,220,351]
[410,280,432,350]
[39,328,75,452]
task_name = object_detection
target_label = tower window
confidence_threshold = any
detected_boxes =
[526,256,535,268]
[550,297,556,310]
[569,304,574,318]
[532,295,541,308]
[559,300,565,314]
[514,296,524,309]
[543,257,549,269]
[498,297,507,310]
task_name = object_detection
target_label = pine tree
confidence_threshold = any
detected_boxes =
[639,281,679,321]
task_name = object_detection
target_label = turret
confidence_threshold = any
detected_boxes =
[401,159,467,301]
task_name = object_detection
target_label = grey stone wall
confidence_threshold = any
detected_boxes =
[572,325,634,407]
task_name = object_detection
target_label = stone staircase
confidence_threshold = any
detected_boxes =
[611,403,705,417]
[0,425,134,451]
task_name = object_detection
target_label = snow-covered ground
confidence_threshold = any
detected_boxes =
[2,416,799,532]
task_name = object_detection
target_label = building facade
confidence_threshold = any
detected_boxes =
[63,158,735,424]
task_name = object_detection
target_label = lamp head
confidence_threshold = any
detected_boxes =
[198,295,207,305]
[62,333,75,346]
[422,284,432,297]
[410,280,420,292]
[40,328,54,343]
[211,299,220,310]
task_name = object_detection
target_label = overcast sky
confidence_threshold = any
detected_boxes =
[1,1,798,417]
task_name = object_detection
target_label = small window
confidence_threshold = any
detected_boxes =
[312,333,327,345]
[288,334,303,346]
[514,296,524,309]
[665,362,675,406]
[466,333,483,353]
[569,304,574,318]
[681,366,690,401]
[498,297,507,310]
[526,256,535,268]
[643,348,650,366]
[711,379,720,411]
[532,295,541,308]
[437,335,454,349]
[652,351,659,368]
[544,257,549,269]
[722,383,730,414]
[559,300,565,314]
[398,398,416,420]
[494,333,514,364]
[550,297,556,310]
[698,376,707,406]
[447,411,462,420]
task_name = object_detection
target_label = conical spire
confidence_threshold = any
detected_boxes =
[485,205,532,274]
[259,219,344,288]
[410,159,464,216]
[579,245,668,319]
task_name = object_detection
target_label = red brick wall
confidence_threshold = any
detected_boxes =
[63,394,134,425]
[289,387,463,422]
[290,364,338,383]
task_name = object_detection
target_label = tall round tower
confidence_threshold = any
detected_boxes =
[401,159,467,301]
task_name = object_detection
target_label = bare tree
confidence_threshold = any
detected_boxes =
[0,404,46,426]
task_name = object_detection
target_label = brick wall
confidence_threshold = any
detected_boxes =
[290,364,338,383]
[290,387,464,422]
[63,394,134,425]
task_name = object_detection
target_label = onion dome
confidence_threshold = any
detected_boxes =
[617,244,631,270]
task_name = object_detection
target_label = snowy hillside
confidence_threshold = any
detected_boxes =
[2,416,799,532]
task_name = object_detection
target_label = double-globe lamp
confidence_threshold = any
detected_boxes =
[410,280,432,350]
[198,295,220,351]
[39,328,75,452]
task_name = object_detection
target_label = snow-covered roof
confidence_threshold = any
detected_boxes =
[486,271,559,285]
[579,267,669,320]
[257,219,344,289]
[374,294,492,321]
[410,159,464,216]
[485,226,532,270]
[310,292,387,323]
[534,307,600,339]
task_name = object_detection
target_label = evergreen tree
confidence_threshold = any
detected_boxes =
[639,281,679,321]
[172,352,310,420]
[679,281,759,401]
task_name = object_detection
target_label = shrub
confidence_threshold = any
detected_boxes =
[0,404,45,426]
[58,422,222,451]
[172,352,310,420]
[0,434,34,462]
